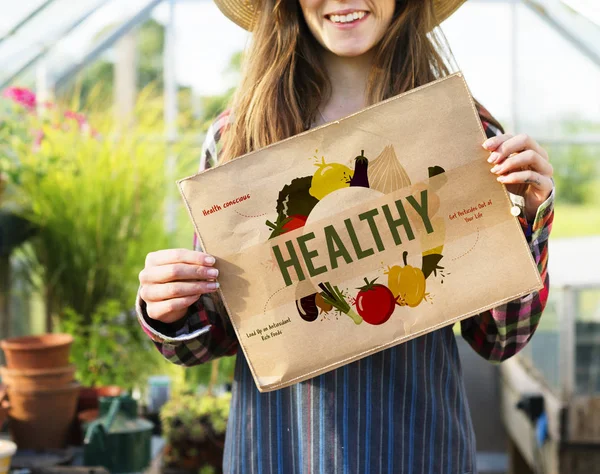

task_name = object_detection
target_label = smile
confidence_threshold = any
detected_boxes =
[326,10,368,25]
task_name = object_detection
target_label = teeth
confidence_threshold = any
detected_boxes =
[329,11,365,23]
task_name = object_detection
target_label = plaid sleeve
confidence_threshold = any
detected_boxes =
[136,111,239,366]
[460,114,554,362]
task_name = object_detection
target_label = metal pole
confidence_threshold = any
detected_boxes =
[164,0,179,234]
[35,59,53,111]
[114,32,138,124]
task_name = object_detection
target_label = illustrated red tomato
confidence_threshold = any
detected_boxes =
[282,214,308,233]
[355,278,396,325]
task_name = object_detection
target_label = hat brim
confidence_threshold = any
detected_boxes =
[214,0,467,32]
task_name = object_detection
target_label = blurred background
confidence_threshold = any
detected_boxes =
[0,0,598,473]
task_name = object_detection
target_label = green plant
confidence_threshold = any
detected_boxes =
[546,143,598,205]
[2,87,198,329]
[160,392,231,472]
[59,300,155,389]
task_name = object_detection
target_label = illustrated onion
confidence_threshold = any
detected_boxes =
[367,145,411,194]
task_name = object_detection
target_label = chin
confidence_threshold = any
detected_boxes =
[326,41,373,58]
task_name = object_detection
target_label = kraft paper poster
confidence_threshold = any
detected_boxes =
[178,73,543,392]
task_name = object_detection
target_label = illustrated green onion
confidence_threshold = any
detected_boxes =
[318,282,362,325]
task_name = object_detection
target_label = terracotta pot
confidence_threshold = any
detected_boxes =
[1,334,73,370]
[7,381,80,449]
[0,364,76,390]
[77,385,122,412]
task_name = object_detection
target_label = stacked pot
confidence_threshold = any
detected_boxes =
[0,334,80,449]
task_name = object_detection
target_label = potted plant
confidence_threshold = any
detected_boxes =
[160,392,232,474]
[1,86,199,444]
[58,299,170,444]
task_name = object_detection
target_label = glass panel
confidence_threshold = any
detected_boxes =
[0,0,107,87]
[519,288,563,393]
[0,0,161,88]
[442,2,513,126]
[575,288,600,395]
[0,0,47,39]
[514,4,600,140]
[443,1,600,139]
[44,0,158,84]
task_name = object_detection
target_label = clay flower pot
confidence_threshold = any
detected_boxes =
[7,381,80,449]
[0,364,76,390]
[77,385,122,412]
[1,334,73,370]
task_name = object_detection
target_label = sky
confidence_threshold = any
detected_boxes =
[0,0,599,138]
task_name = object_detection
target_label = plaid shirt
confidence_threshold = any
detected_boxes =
[136,108,554,474]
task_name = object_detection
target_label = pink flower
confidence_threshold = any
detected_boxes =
[64,110,88,128]
[2,87,37,111]
[34,130,45,147]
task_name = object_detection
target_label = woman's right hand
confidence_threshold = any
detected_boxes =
[139,249,219,324]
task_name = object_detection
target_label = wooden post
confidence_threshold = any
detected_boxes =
[508,438,535,474]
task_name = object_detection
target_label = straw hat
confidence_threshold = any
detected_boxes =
[214,0,467,31]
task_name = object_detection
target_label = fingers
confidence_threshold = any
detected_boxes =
[139,263,218,285]
[496,169,553,192]
[140,249,221,324]
[483,133,549,164]
[140,280,219,303]
[145,249,215,268]
[490,149,553,178]
[145,295,202,322]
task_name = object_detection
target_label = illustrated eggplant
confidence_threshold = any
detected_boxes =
[349,150,370,188]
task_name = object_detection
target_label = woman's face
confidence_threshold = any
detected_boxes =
[298,0,396,57]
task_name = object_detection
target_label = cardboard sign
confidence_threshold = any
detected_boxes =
[178,73,543,392]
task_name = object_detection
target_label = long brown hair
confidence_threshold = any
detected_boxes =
[222,0,502,162]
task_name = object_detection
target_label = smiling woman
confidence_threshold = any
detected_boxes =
[301,0,395,57]
[136,0,555,473]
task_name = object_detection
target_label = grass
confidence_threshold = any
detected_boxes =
[552,204,600,238]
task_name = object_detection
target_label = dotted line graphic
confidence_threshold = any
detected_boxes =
[452,227,480,261]
[235,209,268,218]
[263,286,289,316]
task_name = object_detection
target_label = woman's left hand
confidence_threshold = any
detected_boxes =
[483,133,553,222]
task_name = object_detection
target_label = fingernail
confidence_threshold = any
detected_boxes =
[207,282,220,290]
[205,256,216,265]
[207,268,219,278]
[482,139,494,149]
[488,153,498,163]
[497,176,506,182]
[490,165,500,173]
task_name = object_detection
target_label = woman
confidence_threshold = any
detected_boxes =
[137,1,554,472]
